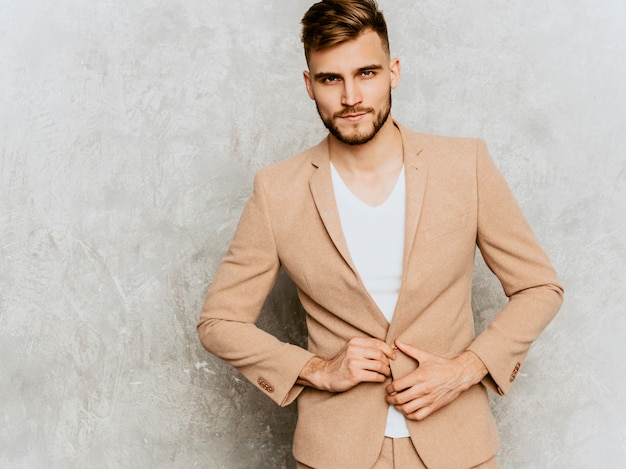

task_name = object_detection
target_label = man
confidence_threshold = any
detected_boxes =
[198,1,564,467]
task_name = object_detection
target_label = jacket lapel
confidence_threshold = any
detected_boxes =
[308,138,390,335]
[387,125,429,340]
[308,138,359,274]
[398,124,428,270]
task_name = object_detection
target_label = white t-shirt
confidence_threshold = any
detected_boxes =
[330,162,410,438]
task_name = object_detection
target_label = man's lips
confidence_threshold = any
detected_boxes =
[341,113,366,121]
[336,109,372,121]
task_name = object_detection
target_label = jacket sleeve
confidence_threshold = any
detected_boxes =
[197,170,315,406]
[466,140,564,396]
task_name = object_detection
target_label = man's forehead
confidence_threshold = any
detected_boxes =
[307,30,389,72]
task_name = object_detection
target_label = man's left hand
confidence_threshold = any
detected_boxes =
[385,340,488,421]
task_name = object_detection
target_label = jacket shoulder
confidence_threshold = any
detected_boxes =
[409,129,482,152]
[399,127,485,175]
[255,139,326,190]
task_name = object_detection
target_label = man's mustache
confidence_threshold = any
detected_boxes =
[334,107,374,118]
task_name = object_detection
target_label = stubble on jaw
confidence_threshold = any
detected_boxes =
[317,92,392,146]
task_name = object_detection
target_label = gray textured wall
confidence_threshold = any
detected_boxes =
[1,0,625,468]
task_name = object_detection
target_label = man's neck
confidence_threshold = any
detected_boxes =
[329,118,404,207]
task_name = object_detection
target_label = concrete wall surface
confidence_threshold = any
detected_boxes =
[1,0,624,467]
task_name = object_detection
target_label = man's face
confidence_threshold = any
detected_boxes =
[304,30,400,146]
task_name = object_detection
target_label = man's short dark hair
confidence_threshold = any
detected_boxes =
[301,0,390,64]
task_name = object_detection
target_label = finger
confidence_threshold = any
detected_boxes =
[358,369,391,384]
[405,394,453,421]
[391,394,431,417]
[352,337,396,360]
[359,346,393,366]
[386,376,412,394]
[345,356,390,380]
[394,340,426,363]
[395,388,460,421]
[344,350,391,377]
[358,356,392,377]
[405,406,434,421]
[386,388,415,406]
[344,344,389,370]
[374,340,397,360]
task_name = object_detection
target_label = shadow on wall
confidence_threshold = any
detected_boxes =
[201,269,307,469]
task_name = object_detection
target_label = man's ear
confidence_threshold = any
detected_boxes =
[389,58,401,90]
[303,71,315,100]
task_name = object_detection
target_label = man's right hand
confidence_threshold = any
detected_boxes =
[296,337,396,392]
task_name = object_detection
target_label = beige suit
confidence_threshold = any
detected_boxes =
[198,123,564,469]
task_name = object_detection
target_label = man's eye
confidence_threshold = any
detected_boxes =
[324,76,339,83]
[362,70,374,77]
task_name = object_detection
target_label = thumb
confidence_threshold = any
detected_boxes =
[394,340,426,365]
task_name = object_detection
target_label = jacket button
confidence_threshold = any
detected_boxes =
[257,377,274,393]
[509,362,521,382]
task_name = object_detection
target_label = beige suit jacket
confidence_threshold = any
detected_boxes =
[198,123,564,469]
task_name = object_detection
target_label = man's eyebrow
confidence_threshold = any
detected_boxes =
[313,71,340,80]
[313,64,384,80]
[357,64,384,72]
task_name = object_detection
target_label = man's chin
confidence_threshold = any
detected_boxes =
[344,133,376,146]
[329,122,376,146]
[333,130,375,146]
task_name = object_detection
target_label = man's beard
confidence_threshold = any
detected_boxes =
[317,92,392,146]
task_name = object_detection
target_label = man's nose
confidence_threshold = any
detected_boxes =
[341,79,362,107]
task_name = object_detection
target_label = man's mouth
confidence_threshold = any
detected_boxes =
[336,108,373,121]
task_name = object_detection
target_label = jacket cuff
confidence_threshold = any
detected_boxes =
[466,339,519,396]
[247,344,316,407]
